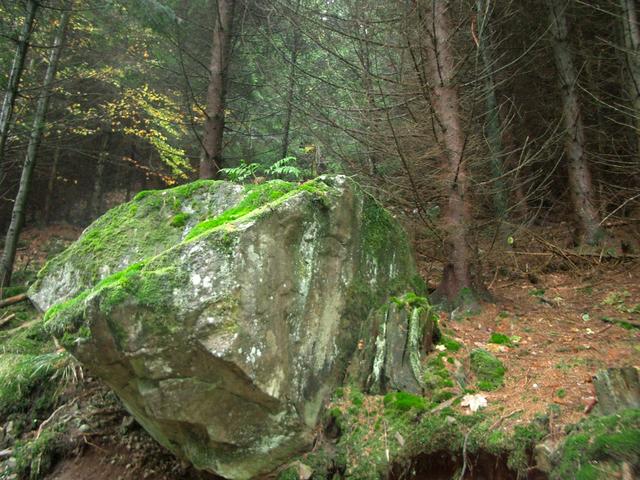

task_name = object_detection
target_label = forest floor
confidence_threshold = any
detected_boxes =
[0,222,638,479]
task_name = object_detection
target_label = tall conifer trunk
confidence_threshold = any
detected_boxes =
[0,2,72,292]
[0,0,38,181]
[43,146,60,224]
[476,0,507,218]
[546,0,603,244]
[199,0,236,179]
[423,1,475,302]
[620,0,640,157]
[281,0,301,160]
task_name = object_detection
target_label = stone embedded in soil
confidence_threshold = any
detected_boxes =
[34,175,431,479]
[593,367,640,415]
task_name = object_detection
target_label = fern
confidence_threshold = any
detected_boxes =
[221,156,307,183]
[265,156,303,180]
[220,160,261,182]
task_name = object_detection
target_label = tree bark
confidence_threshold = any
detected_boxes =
[0,0,38,181]
[281,0,301,160]
[43,145,60,224]
[423,1,475,302]
[620,0,640,157]
[546,1,603,245]
[476,0,507,218]
[89,134,109,220]
[357,14,379,176]
[0,2,72,292]
[199,0,236,179]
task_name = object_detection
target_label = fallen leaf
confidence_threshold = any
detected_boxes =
[461,394,488,412]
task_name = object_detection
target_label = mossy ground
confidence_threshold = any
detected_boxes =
[285,386,550,479]
[0,300,76,479]
[550,408,640,480]
[470,348,506,391]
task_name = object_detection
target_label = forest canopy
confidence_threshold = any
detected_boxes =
[0,0,639,300]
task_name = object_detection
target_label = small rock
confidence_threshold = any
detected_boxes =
[120,415,136,434]
[292,461,313,480]
[0,449,12,459]
[78,424,90,433]
[534,439,558,473]
[5,422,14,440]
[7,457,17,470]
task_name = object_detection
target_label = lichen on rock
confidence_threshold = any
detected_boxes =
[31,175,432,479]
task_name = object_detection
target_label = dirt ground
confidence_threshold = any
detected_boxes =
[443,260,639,430]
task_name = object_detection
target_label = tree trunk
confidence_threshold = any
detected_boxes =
[0,2,72,292]
[356,18,380,176]
[199,0,236,179]
[281,0,301,160]
[476,0,507,218]
[620,0,640,157]
[0,0,38,181]
[423,1,475,303]
[546,0,603,245]
[89,134,109,220]
[43,145,60,224]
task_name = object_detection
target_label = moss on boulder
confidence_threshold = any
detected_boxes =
[32,175,431,479]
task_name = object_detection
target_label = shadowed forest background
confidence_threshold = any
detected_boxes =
[0,0,638,299]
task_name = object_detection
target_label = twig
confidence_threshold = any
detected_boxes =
[599,192,640,226]
[0,293,28,309]
[0,313,15,328]
[489,409,523,431]
[82,436,107,452]
[595,324,613,335]
[37,401,76,439]
[383,420,389,463]
[429,395,459,414]
[458,424,476,480]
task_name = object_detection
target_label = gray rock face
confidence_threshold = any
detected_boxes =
[35,175,431,479]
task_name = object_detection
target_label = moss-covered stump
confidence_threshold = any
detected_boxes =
[32,175,431,479]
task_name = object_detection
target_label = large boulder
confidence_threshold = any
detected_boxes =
[33,175,432,479]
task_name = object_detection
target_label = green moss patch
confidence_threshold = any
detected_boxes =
[11,426,67,480]
[439,335,462,352]
[41,177,348,347]
[169,212,190,227]
[32,180,225,301]
[185,180,297,241]
[551,408,640,480]
[313,389,550,479]
[383,391,427,413]
[470,349,505,391]
[489,332,512,345]
[422,354,455,402]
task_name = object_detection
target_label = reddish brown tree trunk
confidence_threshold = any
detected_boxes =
[199,0,236,179]
[547,1,603,245]
[423,1,474,302]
